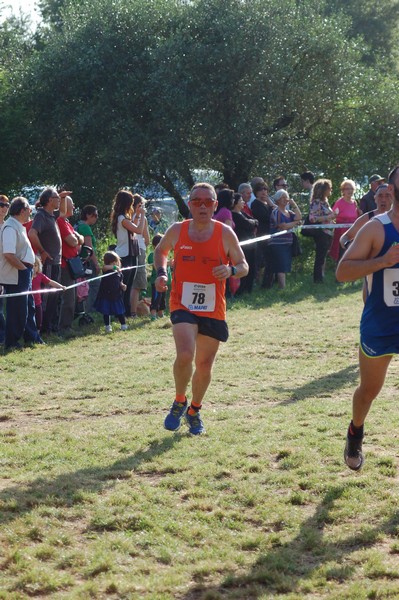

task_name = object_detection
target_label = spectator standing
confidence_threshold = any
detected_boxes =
[28,187,62,333]
[329,179,361,263]
[0,197,42,350]
[360,174,385,214]
[249,177,266,208]
[148,234,170,320]
[32,255,65,332]
[231,193,258,294]
[269,190,302,289]
[308,179,336,283]
[300,171,315,195]
[272,175,289,201]
[340,184,393,252]
[57,195,84,336]
[237,183,254,216]
[214,189,235,228]
[111,190,145,317]
[0,195,10,344]
[251,181,275,288]
[75,205,100,314]
[130,195,150,318]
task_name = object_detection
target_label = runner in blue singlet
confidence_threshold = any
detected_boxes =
[336,166,398,471]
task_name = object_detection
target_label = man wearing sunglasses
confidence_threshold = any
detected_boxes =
[155,183,248,435]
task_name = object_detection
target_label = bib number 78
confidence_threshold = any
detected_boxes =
[192,292,205,304]
[181,282,216,312]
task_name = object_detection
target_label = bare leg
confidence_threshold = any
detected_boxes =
[277,273,286,289]
[172,322,197,397]
[130,288,140,315]
[191,334,220,406]
[352,348,392,427]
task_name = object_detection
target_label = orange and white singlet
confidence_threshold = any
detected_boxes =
[170,220,228,321]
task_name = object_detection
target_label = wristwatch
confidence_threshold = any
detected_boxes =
[231,265,237,276]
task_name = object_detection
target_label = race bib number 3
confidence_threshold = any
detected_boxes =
[181,282,216,312]
[383,268,399,307]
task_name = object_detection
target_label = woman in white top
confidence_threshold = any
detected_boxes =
[110,190,146,317]
[131,194,150,317]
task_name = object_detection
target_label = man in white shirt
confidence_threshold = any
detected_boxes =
[0,197,43,350]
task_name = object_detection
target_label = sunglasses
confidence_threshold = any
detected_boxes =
[0,202,10,208]
[190,198,216,207]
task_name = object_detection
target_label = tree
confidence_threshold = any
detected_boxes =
[3,0,398,218]
[0,11,37,191]
[324,0,399,67]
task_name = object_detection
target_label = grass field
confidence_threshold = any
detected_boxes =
[2,265,399,599]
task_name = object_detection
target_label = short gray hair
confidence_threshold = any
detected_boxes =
[190,182,216,200]
[238,183,252,194]
[273,190,289,203]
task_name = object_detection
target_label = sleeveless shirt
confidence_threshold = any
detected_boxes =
[361,212,399,345]
[170,220,228,321]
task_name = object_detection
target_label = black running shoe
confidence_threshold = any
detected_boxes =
[344,431,364,471]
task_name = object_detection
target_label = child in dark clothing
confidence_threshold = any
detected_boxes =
[94,251,127,333]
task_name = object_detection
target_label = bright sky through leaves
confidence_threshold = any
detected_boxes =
[2,0,40,24]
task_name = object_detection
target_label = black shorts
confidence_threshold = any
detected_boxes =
[170,310,229,342]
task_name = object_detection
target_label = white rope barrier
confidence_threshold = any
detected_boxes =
[0,223,351,299]
[239,223,349,246]
[0,263,145,299]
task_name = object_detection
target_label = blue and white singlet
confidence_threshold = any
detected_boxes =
[360,212,399,357]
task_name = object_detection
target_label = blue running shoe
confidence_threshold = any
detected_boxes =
[185,411,205,435]
[164,400,187,431]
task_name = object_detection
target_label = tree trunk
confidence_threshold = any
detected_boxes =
[148,170,190,219]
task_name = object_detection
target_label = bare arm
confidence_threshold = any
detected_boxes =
[212,225,249,280]
[63,232,83,248]
[336,220,399,281]
[28,228,52,262]
[48,279,66,290]
[143,217,150,246]
[339,213,368,249]
[121,217,145,235]
[3,253,28,270]
[289,199,302,222]
[83,235,100,273]
[154,223,181,291]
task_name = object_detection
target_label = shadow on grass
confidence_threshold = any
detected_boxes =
[182,482,399,599]
[274,364,359,405]
[0,434,181,525]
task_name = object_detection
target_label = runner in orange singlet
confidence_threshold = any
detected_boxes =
[155,183,248,435]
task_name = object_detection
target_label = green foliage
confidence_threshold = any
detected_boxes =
[0,13,38,190]
[325,0,399,66]
[0,0,398,217]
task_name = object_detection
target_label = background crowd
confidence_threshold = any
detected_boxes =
[0,170,391,351]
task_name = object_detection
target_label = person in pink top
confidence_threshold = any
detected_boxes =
[32,255,65,332]
[214,189,235,228]
[329,179,361,262]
